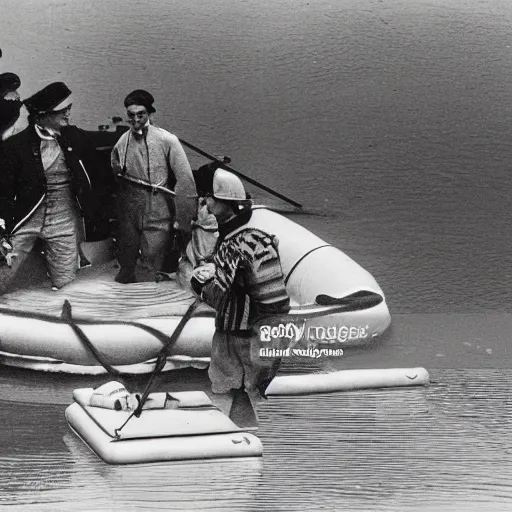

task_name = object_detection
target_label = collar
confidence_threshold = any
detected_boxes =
[217,208,253,244]
[1,124,16,141]
[131,120,150,136]
[35,124,59,140]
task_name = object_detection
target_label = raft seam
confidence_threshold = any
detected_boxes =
[284,244,331,285]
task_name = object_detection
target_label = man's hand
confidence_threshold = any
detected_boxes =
[192,262,216,283]
[0,237,17,267]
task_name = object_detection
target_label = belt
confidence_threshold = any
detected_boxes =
[47,180,72,186]
[117,173,176,196]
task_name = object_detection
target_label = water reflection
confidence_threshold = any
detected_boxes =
[2,370,512,511]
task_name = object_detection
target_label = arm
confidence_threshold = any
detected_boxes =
[216,231,289,314]
[191,244,245,311]
[168,134,197,234]
[111,143,122,177]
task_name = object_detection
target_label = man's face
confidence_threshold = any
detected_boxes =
[205,195,234,223]
[126,104,149,132]
[3,90,20,101]
[39,104,72,134]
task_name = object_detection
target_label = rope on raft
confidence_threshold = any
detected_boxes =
[114,298,200,438]
[61,300,122,378]
[60,298,200,438]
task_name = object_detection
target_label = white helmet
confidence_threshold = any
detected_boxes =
[213,169,247,200]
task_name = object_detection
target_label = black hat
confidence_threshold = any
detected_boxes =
[24,82,72,114]
[124,89,156,114]
[193,162,219,197]
[0,72,21,97]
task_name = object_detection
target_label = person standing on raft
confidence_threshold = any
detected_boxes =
[0,82,106,293]
[111,90,197,283]
[190,169,290,428]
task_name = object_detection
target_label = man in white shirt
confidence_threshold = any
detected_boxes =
[111,90,197,283]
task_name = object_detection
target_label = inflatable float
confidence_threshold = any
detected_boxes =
[66,367,429,464]
[66,388,263,464]
[0,207,391,374]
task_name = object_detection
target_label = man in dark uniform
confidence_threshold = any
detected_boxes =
[0,82,106,293]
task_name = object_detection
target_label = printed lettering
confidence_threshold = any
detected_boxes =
[260,325,271,342]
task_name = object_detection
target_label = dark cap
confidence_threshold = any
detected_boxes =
[124,89,156,114]
[0,72,21,97]
[24,82,72,114]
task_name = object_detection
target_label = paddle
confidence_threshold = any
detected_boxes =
[114,298,200,437]
[178,138,303,210]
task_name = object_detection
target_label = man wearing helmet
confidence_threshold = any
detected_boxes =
[190,168,290,428]
[111,89,197,283]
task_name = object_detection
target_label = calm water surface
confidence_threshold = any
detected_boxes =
[1,0,512,509]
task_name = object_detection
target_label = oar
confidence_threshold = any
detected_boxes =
[179,138,303,210]
[114,298,200,438]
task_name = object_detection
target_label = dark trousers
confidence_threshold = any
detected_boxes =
[116,183,173,281]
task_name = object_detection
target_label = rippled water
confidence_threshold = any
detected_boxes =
[1,370,512,511]
[2,0,512,509]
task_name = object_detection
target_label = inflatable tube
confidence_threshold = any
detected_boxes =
[251,207,384,304]
[0,350,211,375]
[266,367,430,396]
[0,294,387,368]
[0,208,391,374]
[65,389,262,464]
[65,367,429,464]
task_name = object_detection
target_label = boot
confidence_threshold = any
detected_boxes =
[228,388,259,431]
[115,268,136,284]
[79,252,91,269]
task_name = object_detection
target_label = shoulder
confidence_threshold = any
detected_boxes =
[229,228,278,257]
[230,226,275,244]
[61,125,94,147]
[149,125,180,146]
[1,125,33,152]
[113,130,130,148]
[62,124,84,139]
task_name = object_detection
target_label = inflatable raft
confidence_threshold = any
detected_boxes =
[66,368,429,464]
[0,207,391,374]
[66,388,263,464]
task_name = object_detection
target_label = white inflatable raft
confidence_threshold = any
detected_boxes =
[66,388,262,464]
[66,367,429,464]
[0,207,391,374]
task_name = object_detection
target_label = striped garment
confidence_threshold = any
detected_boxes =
[198,225,290,334]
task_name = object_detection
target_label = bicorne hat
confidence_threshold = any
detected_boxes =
[24,82,72,114]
